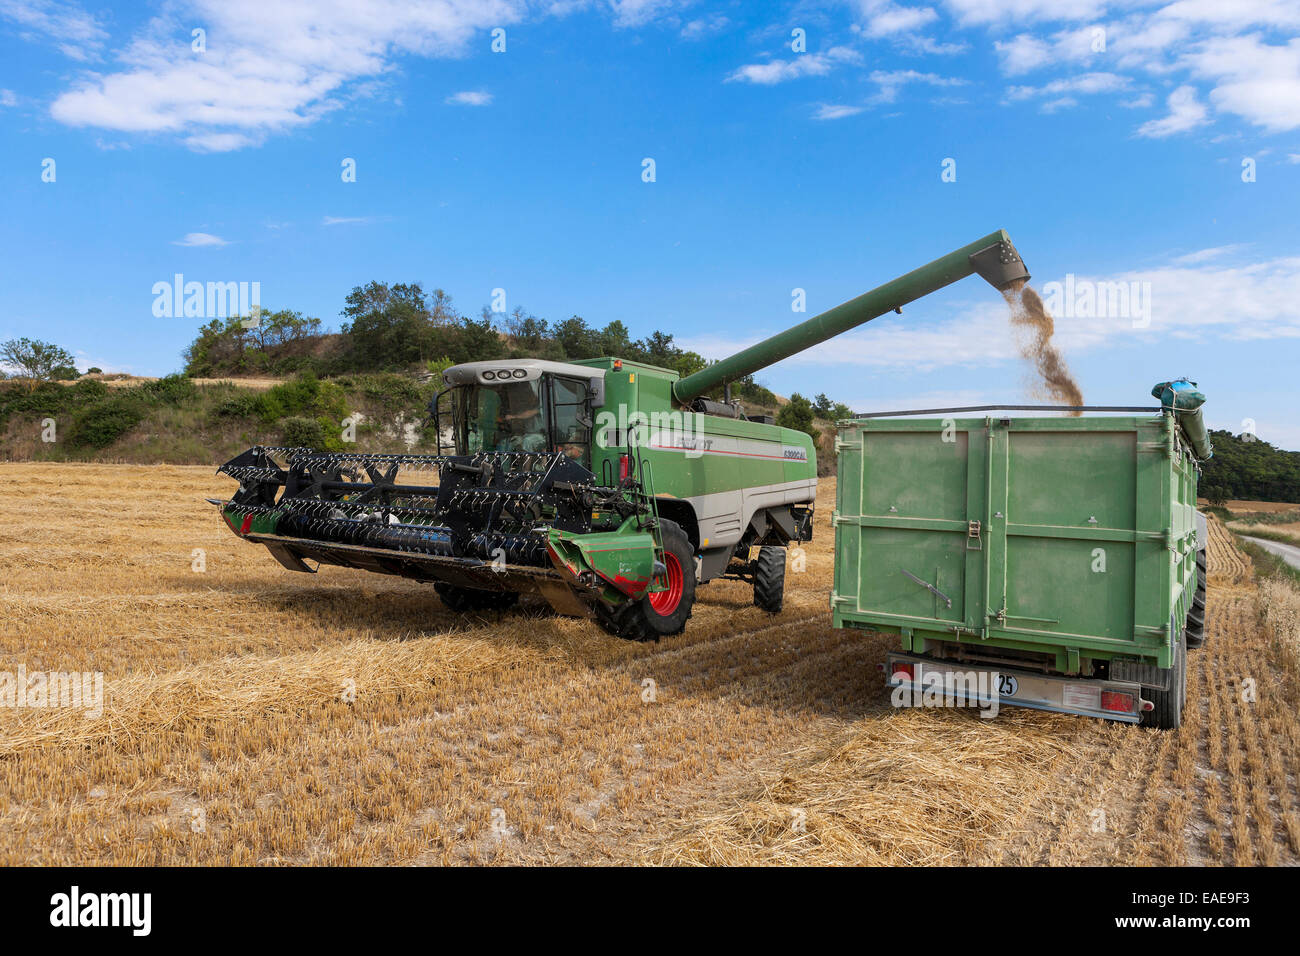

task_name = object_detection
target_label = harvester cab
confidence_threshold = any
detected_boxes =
[214,230,1029,640]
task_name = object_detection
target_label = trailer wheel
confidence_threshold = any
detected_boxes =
[594,520,696,641]
[1185,549,1208,649]
[1142,626,1186,730]
[753,546,786,613]
[434,582,520,613]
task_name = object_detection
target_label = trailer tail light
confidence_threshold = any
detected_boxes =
[1101,690,1136,714]
[891,662,914,682]
[619,454,630,481]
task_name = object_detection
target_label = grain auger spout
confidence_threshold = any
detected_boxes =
[672,229,1029,403]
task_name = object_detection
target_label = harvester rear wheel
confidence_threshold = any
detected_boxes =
[434,582,520,613]
[753,546,786,613]
[1142,626,1185,730]
[1185,549,1207,649]
[594,520,695,642]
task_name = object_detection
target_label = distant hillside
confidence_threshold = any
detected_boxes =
[0,371,843,474]
[1200,430,1300,505]
[0,373,440,465]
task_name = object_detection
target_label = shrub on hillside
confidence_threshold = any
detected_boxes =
[143,374,196,406]
[256,373,347,423]
[69,395,145,448]
[214,393,261,418]
[279,415,347,451]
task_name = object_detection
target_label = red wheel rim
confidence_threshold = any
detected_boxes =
[648,551,684,615]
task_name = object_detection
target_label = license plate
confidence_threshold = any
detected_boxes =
[1063,683,1100,710]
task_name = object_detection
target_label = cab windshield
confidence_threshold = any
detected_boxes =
[455,374,593,464]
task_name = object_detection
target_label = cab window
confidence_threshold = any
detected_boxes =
[550,376,592,465]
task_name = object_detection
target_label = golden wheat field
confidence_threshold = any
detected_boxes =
[1,463,1297,866]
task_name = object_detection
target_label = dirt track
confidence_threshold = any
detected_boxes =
[1,464,1296,865]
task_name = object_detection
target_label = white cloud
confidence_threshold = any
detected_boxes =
[0,88,17,107]
[984,8,1300,135]
[680,14,728,40]
[943,0,1108,25]
[1006,71,1129,103]
[1157,0,1300,31]
[870,69,965,102]
[445,90,492,106]
[607,0,678,28]
[1172,244,1245,264]
[0,0,106,58]
[1136,84,1208,137]
[173,232,228,247]
[1186,35,1300,133]
[47,0,527,150]
[899,35,969,56]
[995,34,1052,75]
[727,46,861,85]
[186,131,259,153]
[850,1,940,38]
[1040,96,1078,113]
[996,25,1111,76]
[322,216,374,226]
[813,103,866,120]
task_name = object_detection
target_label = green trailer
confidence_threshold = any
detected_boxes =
[832,390,1210,728]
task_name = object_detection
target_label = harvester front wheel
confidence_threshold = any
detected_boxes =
[594,520,696,642]
[434,582,520,613]
[752,546,786,613]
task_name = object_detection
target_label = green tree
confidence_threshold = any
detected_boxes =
[597,320,632,357]
[342,281,439,368]
[553,315,596,359]
[776,392,819,438]
[0,338,77,386]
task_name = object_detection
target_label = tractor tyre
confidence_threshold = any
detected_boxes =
[1186,549,1208,649]
[752,546,787,613]
[594,520,696,642]
[1142,624,1186,730]
[434,582,520,613]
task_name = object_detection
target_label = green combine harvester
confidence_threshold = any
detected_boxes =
[214,230,1030,640]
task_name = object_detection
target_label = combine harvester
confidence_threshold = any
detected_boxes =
[214,230,1030,640]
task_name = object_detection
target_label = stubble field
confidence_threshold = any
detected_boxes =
[1,463,1297,865]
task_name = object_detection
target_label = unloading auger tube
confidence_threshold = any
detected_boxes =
[672,229,1030,403]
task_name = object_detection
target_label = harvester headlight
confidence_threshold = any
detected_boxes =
[512,369,527,379]
[482,370,496,380]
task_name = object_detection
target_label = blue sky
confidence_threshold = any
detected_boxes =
[2,0,1298,447]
